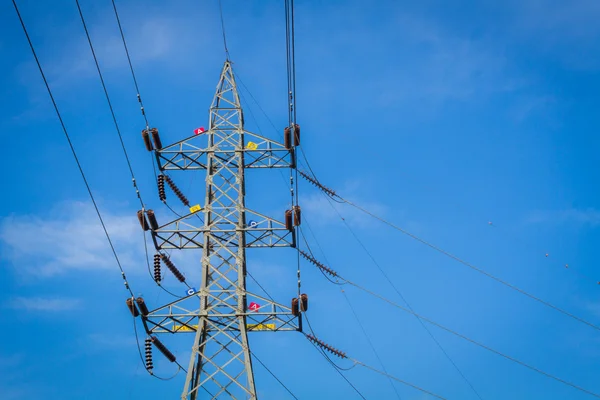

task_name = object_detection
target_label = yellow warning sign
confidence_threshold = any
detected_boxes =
[246,141,258,150]
[173,324,197,332]
[189,204,202,214]
[247,324,276,331]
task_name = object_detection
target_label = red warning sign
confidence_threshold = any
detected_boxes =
[248,302,260,312]
[194,127,206,135]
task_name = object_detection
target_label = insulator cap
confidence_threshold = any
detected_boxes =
[285,209,293,231]
[126,297,139,317]
[153,254,162,282]
[157,175,166,202]
[136,297,150,316]
[144,338,153,370]
[291,298,299,316]
[142,129,153,151]
[293,205,301,226]
[146,209,159,231]
[137,210,149,231]
[151,336,176,362]
[284,127,292,149]
[293,124,300,146]
[300,293,308,312]
[160,254,186,283]
[150,128,163,150]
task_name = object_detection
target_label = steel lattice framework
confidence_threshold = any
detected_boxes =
[144,61,300,399]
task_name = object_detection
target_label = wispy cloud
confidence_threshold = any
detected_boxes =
[6,296,81,311]
[526,208,600,226]
[301,180,391,229]
[0,200,144,276]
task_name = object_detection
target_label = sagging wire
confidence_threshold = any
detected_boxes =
[318,193,482,400]
[298,170,600,335]
[299,226,402,399]
[299,250,600,398]
[304,319,447,399]
[12,0,137,299]
[303,314,366,400]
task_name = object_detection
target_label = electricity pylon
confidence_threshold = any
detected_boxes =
[141,60,300,399]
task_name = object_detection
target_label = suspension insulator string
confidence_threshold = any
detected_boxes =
[160,254,186,283]
[164,175,190,207]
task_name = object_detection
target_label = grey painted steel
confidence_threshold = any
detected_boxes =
[145,61,298,399]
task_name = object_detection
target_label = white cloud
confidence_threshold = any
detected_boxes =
[0,201,145,276]
[6,296,81,312]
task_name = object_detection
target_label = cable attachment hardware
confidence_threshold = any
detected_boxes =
[299,250,339,278]
[164,175,190,207]
[298,170,336,197]
[153,253,162,282]
[160,254,186,283]
[126,297,139,317]
[145,338,153,372]
[157,174,166,202]
[306,334,347,359]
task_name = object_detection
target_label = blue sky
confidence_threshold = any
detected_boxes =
[2,0,600,399]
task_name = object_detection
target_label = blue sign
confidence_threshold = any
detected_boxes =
[248,220,258,228]
[186,288,197,296]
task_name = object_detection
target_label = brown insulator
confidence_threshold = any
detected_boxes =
[150,128,162,150]
[293,124,300,146]
[160,254,186,283]
[153,254,161,282]
[151,336,176,362]
[285,209,293,231]
[284,127,292,149]
[164,175,190,206]
[145,338,153,371]
[291,298,299,316]
[141,129,153,151]
[157,175,166,202]
[293,205,301,226]
[137,210,149,231]
[126,297,139,317]
[300,293,308,312]
[146,209,159,231]
[136,297,150,316]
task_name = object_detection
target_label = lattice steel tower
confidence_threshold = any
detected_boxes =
[135,61,302,399]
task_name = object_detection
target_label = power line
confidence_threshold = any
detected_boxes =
[300,225,401,399]
[299,172,600,335]
[339,195,600,333]
[12,0,134,298]
[77,0,191,299]
[249,349,299,399]
[110,0,150,128]
[75,0,145,209]
[303,322,448,400]
[304,314,367,400]
[217,0,230,59]
[303,251,600,398]
[320,195,483,400]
